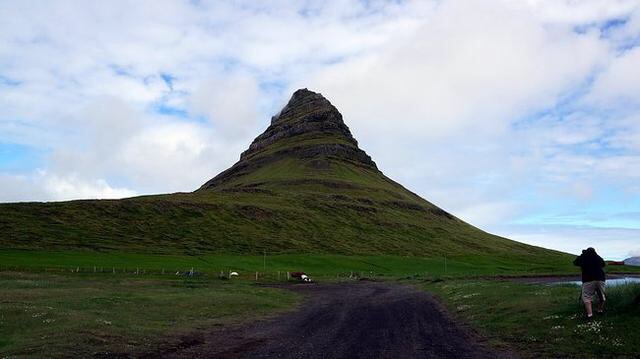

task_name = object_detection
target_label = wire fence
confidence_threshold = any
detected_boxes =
[0,265,408,281]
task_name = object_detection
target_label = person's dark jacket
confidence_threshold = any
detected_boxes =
[573,249,606,283]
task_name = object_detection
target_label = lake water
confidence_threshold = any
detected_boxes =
[557,277,640,287]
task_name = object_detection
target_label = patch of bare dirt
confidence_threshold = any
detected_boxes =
[142,281,516,359]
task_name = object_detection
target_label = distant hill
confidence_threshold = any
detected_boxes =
[0,89,565,258]
[624,257,640,266]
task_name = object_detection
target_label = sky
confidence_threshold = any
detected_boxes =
[1,0,640,260]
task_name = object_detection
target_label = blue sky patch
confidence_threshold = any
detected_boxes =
[109,64,135,78]
[160,73,175,91]
[0,143,46,171]
[0,75,21,86]
[154,103,189,118]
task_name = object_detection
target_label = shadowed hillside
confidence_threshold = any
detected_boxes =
[0,89,564,258]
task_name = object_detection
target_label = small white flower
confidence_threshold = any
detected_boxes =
[461,293,480,299]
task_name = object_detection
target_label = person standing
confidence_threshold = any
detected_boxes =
[573,247,606,319]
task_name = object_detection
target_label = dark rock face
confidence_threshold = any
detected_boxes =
[242,89,361,159]
[199,89,378,190]
[272,88,338,124]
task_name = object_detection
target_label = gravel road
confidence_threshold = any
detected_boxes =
[149,281,515,359]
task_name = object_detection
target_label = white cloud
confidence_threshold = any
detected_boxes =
[523,0,638,24]
[0,172,136,202]
[503,224,640,260]
[609,116,640,151]
[306,0,608,141]
[0,173,48,202]
[587,46,640,107]
[190,71,263,138]
[117,121,239,192]
[454,201,527,228]
[41,172,137,201]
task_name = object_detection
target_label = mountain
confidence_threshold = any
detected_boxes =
[0,89,561,257]
[199,89,376,191]
[625,257,640,266]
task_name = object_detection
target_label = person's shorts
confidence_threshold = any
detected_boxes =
[582,281,606,303]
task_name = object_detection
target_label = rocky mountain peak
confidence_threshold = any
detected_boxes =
[240,88,362,160]
[199,88,377,190]
[270,88,335,124]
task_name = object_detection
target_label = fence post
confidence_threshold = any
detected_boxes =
[444,256,447,274]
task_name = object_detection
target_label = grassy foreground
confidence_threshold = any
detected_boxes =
[0,249,586,279]
[0,271,299,357]
[4,249,639,279]
[2,249,639,357]
[0,249,580,357]
[422,279,640,358]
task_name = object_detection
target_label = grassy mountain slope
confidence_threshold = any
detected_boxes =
[0,89,565,259]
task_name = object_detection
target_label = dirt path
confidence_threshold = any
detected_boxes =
[147,281,514,359]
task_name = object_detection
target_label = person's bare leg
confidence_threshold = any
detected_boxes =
[596,286,606,313]
[584,300,593,317]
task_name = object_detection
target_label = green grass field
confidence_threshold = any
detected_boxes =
[422,279,640,358]
[2,250,638,357]
[3,249,638,279]
[0,271,299,357]
[0,249,588,279]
